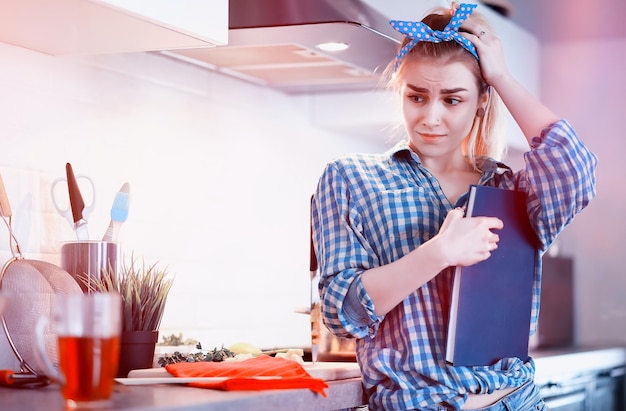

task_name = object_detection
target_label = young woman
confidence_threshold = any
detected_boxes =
[311,4,598,410]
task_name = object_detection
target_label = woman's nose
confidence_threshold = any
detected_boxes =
[421,103,442,126]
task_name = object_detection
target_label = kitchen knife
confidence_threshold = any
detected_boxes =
[0,173,12,217]
[310,194,321,363]
[65,163,89,241]
[0,370,49,387]
[115,376,282,385]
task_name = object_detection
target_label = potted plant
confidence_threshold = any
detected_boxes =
[82,254,174,377]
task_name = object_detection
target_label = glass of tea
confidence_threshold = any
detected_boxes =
[36,292,122,409]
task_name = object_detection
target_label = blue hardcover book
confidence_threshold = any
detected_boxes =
[446,185,538,366]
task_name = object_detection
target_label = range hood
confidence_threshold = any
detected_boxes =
[163,0,403,94]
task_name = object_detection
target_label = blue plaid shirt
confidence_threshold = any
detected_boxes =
[312,120,597,410]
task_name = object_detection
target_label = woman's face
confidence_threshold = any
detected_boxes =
[399,58,486,163]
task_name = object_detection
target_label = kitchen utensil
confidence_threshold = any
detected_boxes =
[0,172,83,387]
[0,173,12,218]
[102,182,130,242]
[51,163,95,241]
[61,241,120,293]
[116,376,282,385]
[309,195,321,363]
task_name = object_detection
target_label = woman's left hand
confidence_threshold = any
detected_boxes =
[461,13,561,142]
[460,21,509,87]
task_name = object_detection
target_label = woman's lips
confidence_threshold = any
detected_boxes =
[419,132,445,143]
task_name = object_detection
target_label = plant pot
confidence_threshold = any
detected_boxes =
[117,330,159,378]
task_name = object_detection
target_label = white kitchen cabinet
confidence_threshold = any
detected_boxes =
[0,0,227,55]
[539,366,625,411]
[535,348,626,411]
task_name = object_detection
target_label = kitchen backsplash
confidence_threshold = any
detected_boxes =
[0,41,392,367]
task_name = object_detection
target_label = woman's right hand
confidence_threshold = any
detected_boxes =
[362,209,503,316]
[434,207,503,267]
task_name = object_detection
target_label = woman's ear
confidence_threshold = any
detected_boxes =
[476,87,490,117]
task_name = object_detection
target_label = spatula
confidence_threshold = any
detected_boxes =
[102,182,130,242]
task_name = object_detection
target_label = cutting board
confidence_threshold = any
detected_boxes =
[304,361,361,381]
[126,361,361,382]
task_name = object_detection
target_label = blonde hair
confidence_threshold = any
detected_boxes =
[383,7,507,169]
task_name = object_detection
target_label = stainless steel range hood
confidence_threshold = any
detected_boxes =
[163,0,402,94]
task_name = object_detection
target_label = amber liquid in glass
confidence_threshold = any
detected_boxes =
[57,336,121,405]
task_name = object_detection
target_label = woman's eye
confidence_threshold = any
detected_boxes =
[408,94,424,103]
[445,97,461,106]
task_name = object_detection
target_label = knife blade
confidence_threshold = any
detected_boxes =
[65,163,89,241]
[115,376,282,385]
[310,194,320,363]
[0,370,49,387]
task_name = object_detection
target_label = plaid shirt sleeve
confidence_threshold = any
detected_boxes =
[502,119,598,335]
[311,159,382,339]
[519,119,598,251]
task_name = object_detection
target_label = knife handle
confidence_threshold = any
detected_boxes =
[0,370,13,385]
[0,173,12,217]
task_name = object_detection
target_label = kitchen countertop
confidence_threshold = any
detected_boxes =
[532,345,626,386]
[0,377,364,411]
[2,346,624,411]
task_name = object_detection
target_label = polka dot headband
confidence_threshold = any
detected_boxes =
[390,3,479,71]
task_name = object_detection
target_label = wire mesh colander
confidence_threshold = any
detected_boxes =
[0,173,82,386]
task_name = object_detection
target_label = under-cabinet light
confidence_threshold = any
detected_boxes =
[315,42,350,52]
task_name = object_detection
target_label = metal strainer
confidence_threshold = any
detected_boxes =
[0,173,82,387]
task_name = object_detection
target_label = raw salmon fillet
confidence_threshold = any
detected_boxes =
[165,355,328,396]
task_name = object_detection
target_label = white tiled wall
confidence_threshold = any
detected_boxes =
[0,42,390,369]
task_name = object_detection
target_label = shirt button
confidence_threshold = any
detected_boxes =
[530,136,542,148]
